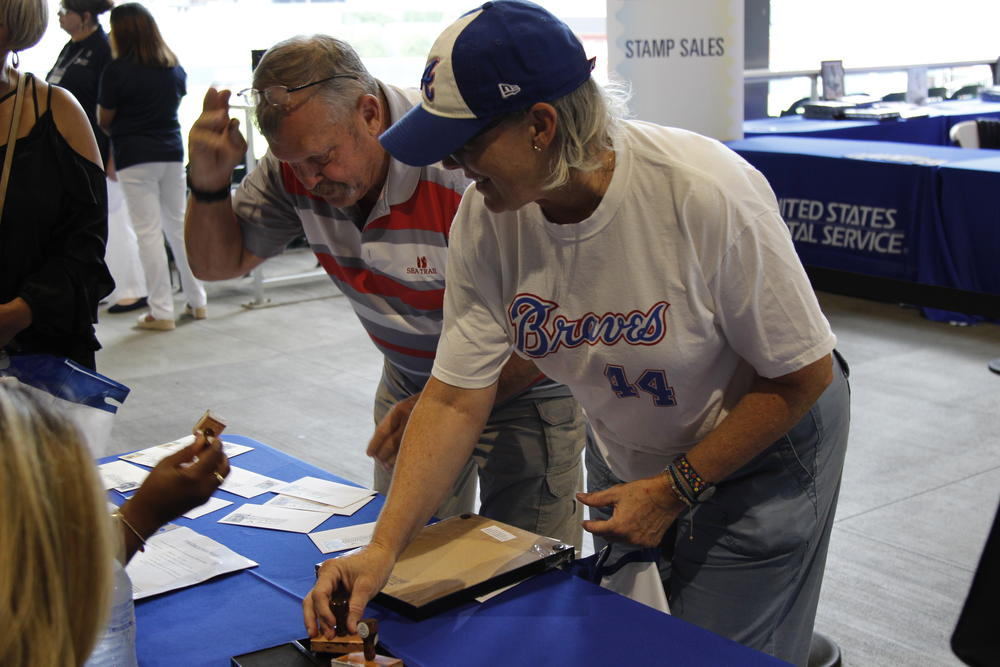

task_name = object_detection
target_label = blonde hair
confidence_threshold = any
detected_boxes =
[541,77,630,191]
[0,0,49,53]
[0,381,114,667]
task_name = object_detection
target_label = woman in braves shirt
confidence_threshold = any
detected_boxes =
[305,3,850,665]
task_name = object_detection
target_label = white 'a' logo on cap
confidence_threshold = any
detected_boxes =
[498,83,521,99]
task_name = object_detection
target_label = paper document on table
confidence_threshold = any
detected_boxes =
[119,435,252,468]
[330,494,376,516]
[220,466,285,498]
[264,494,337,512]
[219,503,332,533]
[183,496,232,519]
[126,524,257,600]
[273,476,375,508]
[264,493,375,516]
[309,521,377,553]
[99,460,149,492]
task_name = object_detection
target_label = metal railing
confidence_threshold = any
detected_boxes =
[744,58,997,100]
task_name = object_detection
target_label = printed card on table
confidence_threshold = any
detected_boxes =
[330,494,376,516]
[99,460,149,492]
[183,496,233,519]
[273,476,375,509]
[127,525,257,599]
[218,503,332,533]
[309,521,377,554]
[219,466,286,498]
[119,435,252,468]
[264,493,376,517]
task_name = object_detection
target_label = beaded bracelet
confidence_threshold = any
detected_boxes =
[665,464,696,505]
[673,454,712,500]
[665,468,693,509]
[112,511,146,552]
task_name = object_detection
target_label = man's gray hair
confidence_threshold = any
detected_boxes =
[543,78,630,191]
[252,34,378,138]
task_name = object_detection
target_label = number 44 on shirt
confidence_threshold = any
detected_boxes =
[604,365,676,406]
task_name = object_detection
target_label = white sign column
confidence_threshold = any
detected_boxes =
[607,0,744,141]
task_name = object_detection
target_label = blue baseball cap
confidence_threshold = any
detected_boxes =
[380,0,594,166]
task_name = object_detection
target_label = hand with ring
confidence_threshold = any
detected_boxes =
[118,430,230,560]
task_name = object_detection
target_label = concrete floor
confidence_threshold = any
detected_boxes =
[94,249,1000,666]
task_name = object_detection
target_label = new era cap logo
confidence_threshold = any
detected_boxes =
[498,83,521,99]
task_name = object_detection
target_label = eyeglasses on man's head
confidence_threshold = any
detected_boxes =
[238,74,359,109]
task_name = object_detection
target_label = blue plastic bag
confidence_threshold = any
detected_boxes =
[0,352,130,455]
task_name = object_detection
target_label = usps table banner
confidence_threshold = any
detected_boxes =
[607,0,744,141]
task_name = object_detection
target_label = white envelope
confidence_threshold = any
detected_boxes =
[309,521,377,553]
[272,476,375,508]
[218,503,332,533]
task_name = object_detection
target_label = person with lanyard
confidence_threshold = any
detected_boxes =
[47,0,149,316]
[303,3,851,666]
[46,0,113,165]
[1,0,114,371]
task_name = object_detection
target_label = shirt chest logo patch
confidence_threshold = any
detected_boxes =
[406,255,439,275]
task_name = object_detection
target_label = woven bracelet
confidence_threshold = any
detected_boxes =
[673,454,711,499]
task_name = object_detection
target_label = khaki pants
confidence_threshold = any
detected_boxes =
[372,362,585,550]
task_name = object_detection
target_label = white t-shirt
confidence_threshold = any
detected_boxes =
[433,121,836,482]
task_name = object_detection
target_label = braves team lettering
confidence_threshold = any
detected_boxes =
[508,294,670,357]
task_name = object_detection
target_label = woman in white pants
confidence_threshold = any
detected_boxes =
[104,177,147,309]
[98,2,205,330]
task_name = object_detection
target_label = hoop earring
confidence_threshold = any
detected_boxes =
[11,52,19,69]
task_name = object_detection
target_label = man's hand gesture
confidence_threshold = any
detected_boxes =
[187,88,248,192]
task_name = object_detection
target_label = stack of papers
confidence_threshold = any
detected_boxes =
[106,439,384,600]
[119,435,254,467]
[100,436,255,494]
[218,476,376,534]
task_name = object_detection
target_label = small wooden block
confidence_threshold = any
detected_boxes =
[309,634,364,654]
[332,652,403,666]
[194,410,227,438]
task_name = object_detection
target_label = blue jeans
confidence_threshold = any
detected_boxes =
[586,354,850,666]
[373,362,585,549]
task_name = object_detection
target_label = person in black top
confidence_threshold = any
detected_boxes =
[46,0,113,164]
[1,0,114,370]
[98,2,206,331]
[48,0,150,316]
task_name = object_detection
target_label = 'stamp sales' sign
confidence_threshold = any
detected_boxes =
[607,0,744,141]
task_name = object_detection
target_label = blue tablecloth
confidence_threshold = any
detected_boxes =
[923,156,1000,321]
[728,136,1000,321]
[744,99,1000,146]
[743,114,941,144]
[110,436,789,666]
